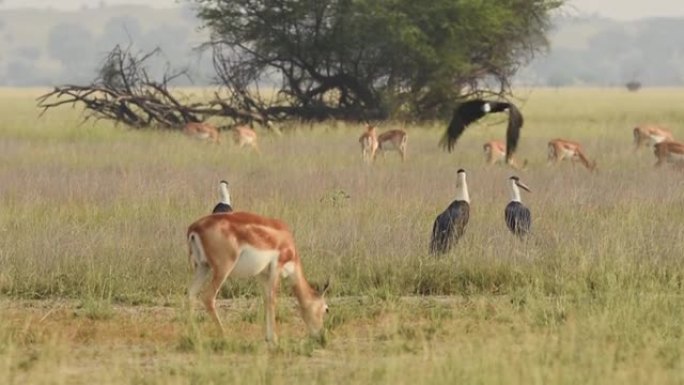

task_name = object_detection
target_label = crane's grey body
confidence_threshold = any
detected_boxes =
[430,169,470,255]
[505,201,531,236]
[430,200,470,254]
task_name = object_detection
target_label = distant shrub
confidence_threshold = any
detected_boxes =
[626,81,642,92]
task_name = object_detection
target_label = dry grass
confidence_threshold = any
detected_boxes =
[0,87,683,384]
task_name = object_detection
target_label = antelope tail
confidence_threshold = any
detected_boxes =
[188,231,207,268]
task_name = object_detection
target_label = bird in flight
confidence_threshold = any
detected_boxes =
[441,99,524,163]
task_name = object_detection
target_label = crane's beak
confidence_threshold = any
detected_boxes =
[516,181,531,193]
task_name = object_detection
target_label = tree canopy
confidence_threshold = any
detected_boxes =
[194,0,563,121]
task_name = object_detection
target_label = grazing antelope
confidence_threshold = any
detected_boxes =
[430,169,470,255]
[183,122,220,144]
[483,140,527,170]
[377,129,408,161]
[187,211,329,345]
[654,140,684,167]
[442,99,524,163]
[505,176,532,238]
[212,180,233,214]
[547,139,597,172]
[358,124,379,163]
[634,124,674,150]
[232,125,260,153]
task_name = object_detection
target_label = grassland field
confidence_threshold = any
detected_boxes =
[1,87,684,384]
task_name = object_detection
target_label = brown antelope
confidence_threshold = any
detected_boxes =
[232,125,260,153]
[377,129,408,161]
[547,139,597,171]
[654,140,684,167]
[183,122,220,144]
[483,140,527,170]
[358,124,379,163]
[187,211,329,345]
[634,124,674,150]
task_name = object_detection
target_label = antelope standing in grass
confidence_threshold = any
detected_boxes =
[633,124,673,150]
[232,125,260,153]
[505,176,532,238]
[377,129,408,161]
[430,169,470,255]
[654,140,684,168]
[358,124,379,163]
[183,122,220,144]
[211,180,233,214]
[483,140,527,170]
[187,211,330,345]
[547,139,597,172]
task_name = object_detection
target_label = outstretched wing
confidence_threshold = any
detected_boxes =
[440,100,488,152]
[505,103,524,162]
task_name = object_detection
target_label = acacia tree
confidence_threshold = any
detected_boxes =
[194,0,563,121]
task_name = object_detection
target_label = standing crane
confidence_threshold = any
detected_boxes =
[430,169,470,254]
[504,176,531,237]
[212,180,233,214]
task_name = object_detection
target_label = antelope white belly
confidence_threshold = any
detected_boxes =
[196,132,211,140]
[381,141,397,150]
[230,246,279,278]
[650,135,666,145]
[561,148,576,159]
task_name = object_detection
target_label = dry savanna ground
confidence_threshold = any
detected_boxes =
[1,87,684,384]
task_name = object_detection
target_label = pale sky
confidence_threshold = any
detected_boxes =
[1,0,684,21]
[569,0,684,20]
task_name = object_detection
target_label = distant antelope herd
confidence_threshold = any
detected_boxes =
[358,125,683,171]
[358,124,408,162]
[182,122,260,153]
[353,122,680,170]
[182,117,681,170]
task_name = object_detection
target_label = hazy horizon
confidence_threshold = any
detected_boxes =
[1,0,683,87]
[2,0,684,21]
